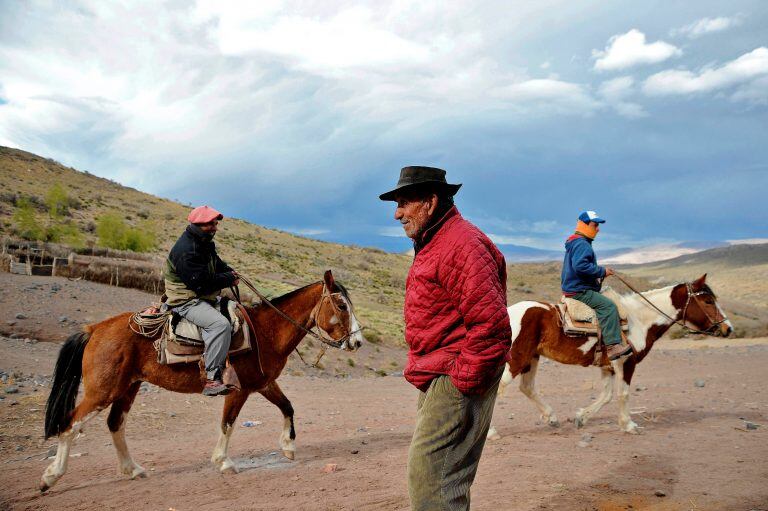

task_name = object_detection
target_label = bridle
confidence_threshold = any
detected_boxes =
[614,275,728,335]
[680,282,728,335]
[235,274,363,349]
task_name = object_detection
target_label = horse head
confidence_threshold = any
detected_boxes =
[672,274,733,337]
[313,270,364,351]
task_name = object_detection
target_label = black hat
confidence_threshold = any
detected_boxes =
[379,166,462,201]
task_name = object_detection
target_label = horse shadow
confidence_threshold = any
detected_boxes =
[631,407,765,432]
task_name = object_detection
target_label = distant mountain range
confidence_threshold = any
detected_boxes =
[499,239,768,264]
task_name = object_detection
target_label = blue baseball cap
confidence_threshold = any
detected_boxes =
[578,210,606,224]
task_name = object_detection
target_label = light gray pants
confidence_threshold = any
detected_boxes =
[173,299,231,380]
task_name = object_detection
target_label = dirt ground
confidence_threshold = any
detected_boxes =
[1,274,767,510]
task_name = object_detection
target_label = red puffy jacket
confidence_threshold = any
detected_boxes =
[403,206,511,394]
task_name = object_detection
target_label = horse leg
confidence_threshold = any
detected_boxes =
[575,367,614,429]
[615,358,639,434]
[40,396,105,491]
[107,381,146,479]
[211,389,249,473]
[486,364,514,440]
[259,381,296,460]
[519,356,559,428]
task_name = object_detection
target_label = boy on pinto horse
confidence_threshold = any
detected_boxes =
[561,210,632,361]
[164,205,240,396]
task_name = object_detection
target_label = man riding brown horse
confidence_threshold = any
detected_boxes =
[164,205,240,396]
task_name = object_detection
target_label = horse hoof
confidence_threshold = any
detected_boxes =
[39,482,50,493]
[623,422,640,435]
[219,459,239,474]
[283,450,295,460]
[575,416,585,429]
[487,427,501,441]
[547,418,560,428]
[131,468,148,480]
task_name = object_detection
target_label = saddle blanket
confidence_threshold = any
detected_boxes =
[557,290,629,336]
[132,298,253,365]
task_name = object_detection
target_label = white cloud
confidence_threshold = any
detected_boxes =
[671,15,743,39]
[378,226,407,237]
[598,76,647,118]
[494,79,600,115]
[731,76,768,104]
[643,47,768,97]
[282,227,331,236]
[199,4,432,71]
[593,29,682,71]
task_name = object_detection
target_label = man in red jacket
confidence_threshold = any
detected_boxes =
[380,166,512,511]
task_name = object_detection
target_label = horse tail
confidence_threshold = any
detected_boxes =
[44,331,91,439]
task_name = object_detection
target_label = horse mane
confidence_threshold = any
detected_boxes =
[267,279,351,306]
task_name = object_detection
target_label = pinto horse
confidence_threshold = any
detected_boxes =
[487,274,732,438]
[41,270,364,492]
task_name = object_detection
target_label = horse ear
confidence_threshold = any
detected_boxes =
[324,270,335,289]
[692,273,707,290]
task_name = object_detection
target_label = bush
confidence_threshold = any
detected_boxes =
[45,184,70,219]
[96,213,157,252]
[12,198,44,240]
[46,221,84,247]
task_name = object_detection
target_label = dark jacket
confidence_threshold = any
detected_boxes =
[404,206,511,395]
[561,234,605,294]
[163,224,236,306]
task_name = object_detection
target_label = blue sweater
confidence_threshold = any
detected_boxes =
[561,234,606,293]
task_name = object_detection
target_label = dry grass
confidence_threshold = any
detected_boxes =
[4,145,763,345]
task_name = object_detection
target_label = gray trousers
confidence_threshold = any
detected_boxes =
[407,370,502,511]
[173,299,231,380]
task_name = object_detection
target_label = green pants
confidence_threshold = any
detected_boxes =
[407,371,502,511]
[572,289,621,346]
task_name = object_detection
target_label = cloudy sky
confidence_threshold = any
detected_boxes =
[1,0,766,254]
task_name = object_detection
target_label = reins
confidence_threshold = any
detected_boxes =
[612,274,726,335]
[235,274,361,351]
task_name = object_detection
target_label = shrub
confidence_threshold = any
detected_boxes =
[12,198,44,240]
[45,184,70,219]
[46,221,84,247]
[365,330,382,344]
[96,213,157,252]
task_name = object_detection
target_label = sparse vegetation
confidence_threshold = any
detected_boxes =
[96,213,157,252]
[12,198,44,241]
[2,145,766,343]
[11,186,84,246]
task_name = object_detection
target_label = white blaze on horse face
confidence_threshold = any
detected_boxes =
[342,294,364,349]
[508,302,550,345]
[717,302,733,330]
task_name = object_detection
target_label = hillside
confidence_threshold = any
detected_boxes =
[618,243,768,337]
[3,146,764,342]
[0,147,581,346]
[0,146,412,346]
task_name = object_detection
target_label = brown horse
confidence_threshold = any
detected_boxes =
[41,270,364,491]
[487,274,732,438]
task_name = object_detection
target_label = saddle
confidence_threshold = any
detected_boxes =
[556,291,631,366]
[556,291,629,336]
[131,298,253,366]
